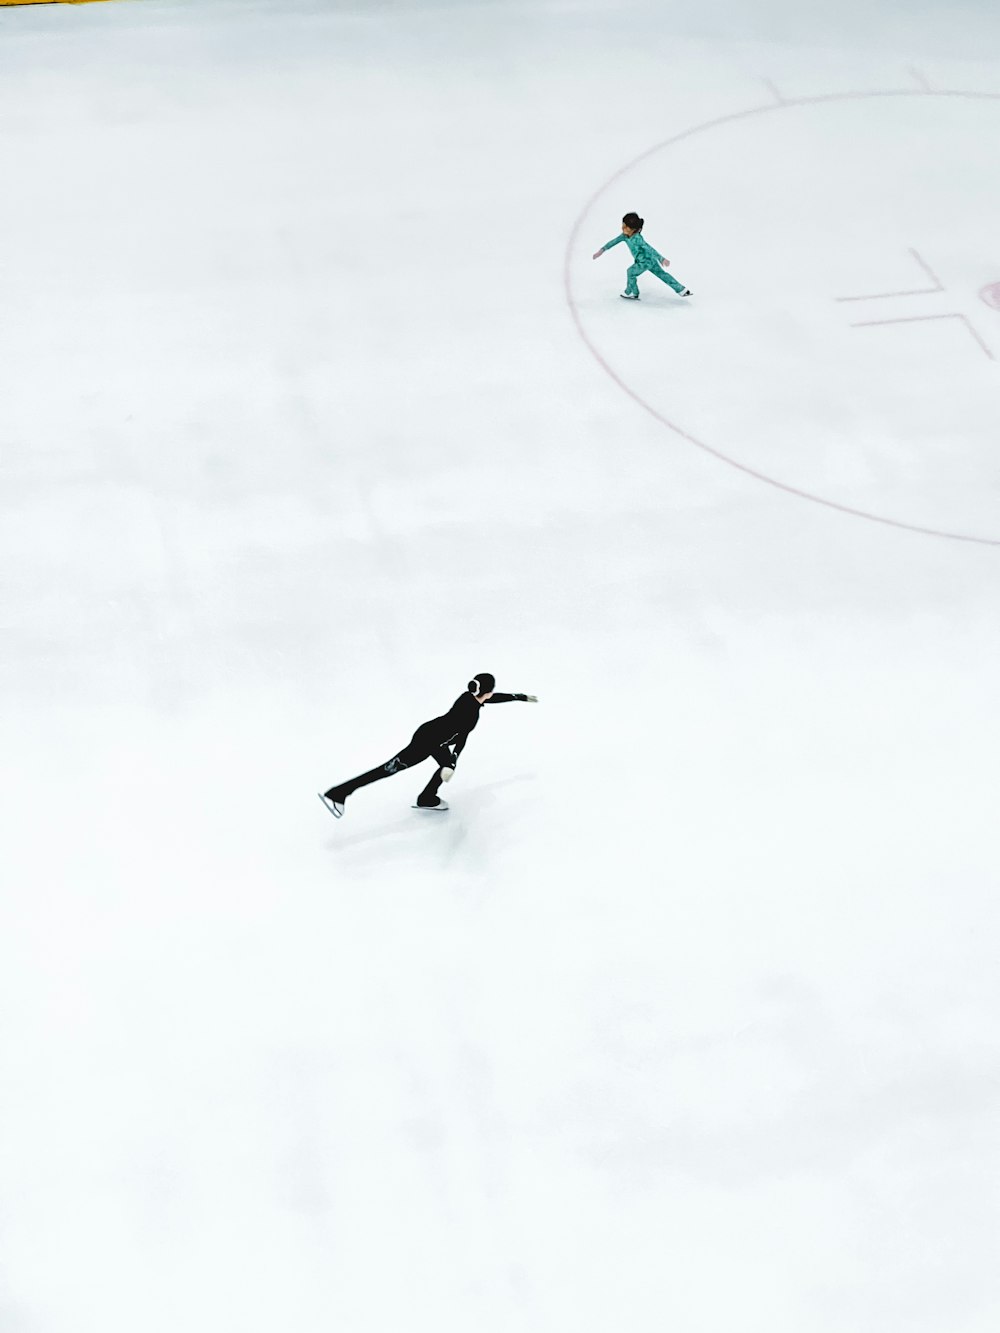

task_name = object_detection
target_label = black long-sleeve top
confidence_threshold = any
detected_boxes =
[426,692,524,760]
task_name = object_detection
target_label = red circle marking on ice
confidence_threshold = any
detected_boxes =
[565,88,1000,548]
[981,282,1000,311]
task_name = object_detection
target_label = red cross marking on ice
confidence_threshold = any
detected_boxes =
[836,249,995,361]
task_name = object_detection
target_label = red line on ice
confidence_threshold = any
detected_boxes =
[851,311,995,360]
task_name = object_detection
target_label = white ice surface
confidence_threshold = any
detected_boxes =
[1,2,999,1331]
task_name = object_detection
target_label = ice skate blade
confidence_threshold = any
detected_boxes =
[412,803,449,812]
[318,792,344,819]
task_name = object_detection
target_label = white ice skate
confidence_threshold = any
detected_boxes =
[412,799,449,812]
[620,291,639,300]
[680,288,692,297]
[318,792,345,819]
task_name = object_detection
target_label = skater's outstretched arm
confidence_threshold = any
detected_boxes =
[593,234,625,258]
[485,693,538,703]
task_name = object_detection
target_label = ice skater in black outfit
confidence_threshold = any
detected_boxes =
[318,673,538,819]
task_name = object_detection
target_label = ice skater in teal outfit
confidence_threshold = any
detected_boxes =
[593,212,691,301]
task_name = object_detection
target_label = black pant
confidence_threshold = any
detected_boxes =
[325,722,455,806]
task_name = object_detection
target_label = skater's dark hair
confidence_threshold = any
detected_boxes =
[622,212,644,231]
[468,672,496,695]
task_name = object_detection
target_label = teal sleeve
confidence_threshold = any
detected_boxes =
[601,234,625,252]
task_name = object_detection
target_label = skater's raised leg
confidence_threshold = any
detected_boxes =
[319,761,398,818]
[324,753,409,802]
[647,262,688,295]
[321,745,418,815]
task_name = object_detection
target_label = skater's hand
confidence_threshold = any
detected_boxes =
[441,767,455,782]
[592,249,603,260]
[514,694,538,702]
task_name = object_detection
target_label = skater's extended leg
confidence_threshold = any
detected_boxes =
[647,262,688,294]
[324,734,431,804]
[320,763,393,816]
[324,762,396,803]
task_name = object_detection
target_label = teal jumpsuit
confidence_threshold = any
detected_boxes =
[599,231,686,297]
